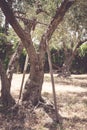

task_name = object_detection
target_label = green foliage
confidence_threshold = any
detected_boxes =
[1,0,86,74]
[71,52,87,74]
[49,46,87,74]
[0,26,4,33]
[7,28,20,50]
[51,48,64,67]
[24,0,35,6]
[41,0,58,16]
[78,43,87,57]
[0,33,7,43]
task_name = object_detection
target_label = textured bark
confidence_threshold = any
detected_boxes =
[0,59,15,106]
[22,54,44,105]
[4,0,12,35]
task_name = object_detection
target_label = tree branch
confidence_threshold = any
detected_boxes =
[16,16,48,27]
[39,0,75,54]
[0,0,37,63]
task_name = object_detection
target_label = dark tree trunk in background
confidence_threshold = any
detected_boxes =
[61,60,72,77]
[0,59,15,106]
[60,39,87,77]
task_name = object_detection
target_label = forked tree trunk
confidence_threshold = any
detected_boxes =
[0,0,75,105]
[0,59,15,106]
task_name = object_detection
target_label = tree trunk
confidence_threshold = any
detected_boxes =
[22,54,44,105]
[60,39,87,77]
[61,53,72,77]
[0,59,15,106]
[61,63,71,77]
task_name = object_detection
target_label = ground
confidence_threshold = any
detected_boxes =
[0,74,87,130]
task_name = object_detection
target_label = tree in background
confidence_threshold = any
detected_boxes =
[48,0,87,76]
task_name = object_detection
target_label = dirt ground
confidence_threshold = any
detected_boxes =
[0,73,87,130]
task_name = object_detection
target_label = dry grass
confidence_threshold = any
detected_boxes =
[0,74,87,130]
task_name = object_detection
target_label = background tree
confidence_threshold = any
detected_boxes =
[48,0,87,76]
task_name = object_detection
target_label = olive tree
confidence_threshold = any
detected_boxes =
[0,0,75,105]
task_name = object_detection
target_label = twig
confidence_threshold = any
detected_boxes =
[16,16,48,26]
